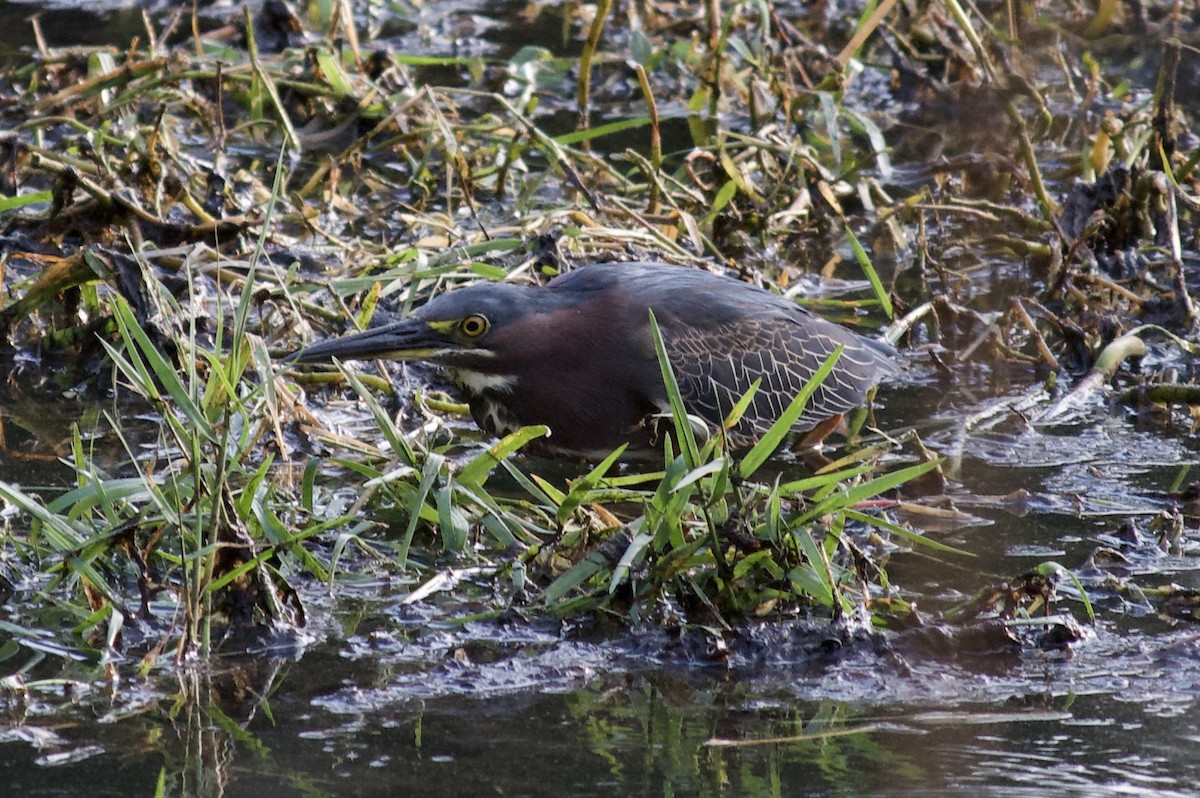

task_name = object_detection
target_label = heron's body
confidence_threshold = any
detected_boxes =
[291,262,897,456]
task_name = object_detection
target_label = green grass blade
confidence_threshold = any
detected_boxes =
[0,190,52,212]
[555,444,627,525]
[739,346,844,479]
[843,509,972,556]
[106,294,216,442]
[648,310,701,467]
[609,530,654,595]
[457,425,551,487]
[399,453,443,569]
[846,226,893,319]
[336,361,417,466]
[543,550,607,605]
[792,459,943,527]
[554,116,652,145]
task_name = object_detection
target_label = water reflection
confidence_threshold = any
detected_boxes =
[11,654,1200,796]
[5,538,1200,796]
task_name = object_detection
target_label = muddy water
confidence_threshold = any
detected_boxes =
[3,0,1200,796]
[6,539,1200,797]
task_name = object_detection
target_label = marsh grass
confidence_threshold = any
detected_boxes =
[0,0,1167,676]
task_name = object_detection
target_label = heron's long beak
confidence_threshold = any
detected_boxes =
[286,319,445,363]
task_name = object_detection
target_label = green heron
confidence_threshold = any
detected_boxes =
[289,261,897,456]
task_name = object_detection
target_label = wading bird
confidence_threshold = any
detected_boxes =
[289,262,897,457]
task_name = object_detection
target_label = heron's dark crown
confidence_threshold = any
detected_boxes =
[411,281,547,326]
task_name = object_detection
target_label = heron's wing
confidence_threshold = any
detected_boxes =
[665,313,893,446]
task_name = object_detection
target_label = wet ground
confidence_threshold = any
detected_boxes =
[2,0,1200,795]
[6,531,1200,796]
[7,378,1200,796]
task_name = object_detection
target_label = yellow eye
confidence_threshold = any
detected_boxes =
[459,314,489,338]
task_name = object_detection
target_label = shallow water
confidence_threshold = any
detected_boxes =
[2,0,1200,796]
[6,554,1200,797]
